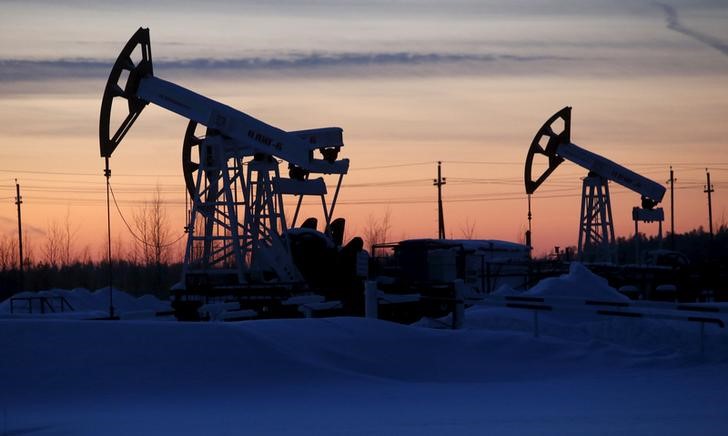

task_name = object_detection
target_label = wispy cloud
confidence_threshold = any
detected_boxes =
[656,2,728,57]
[0,52,573,82]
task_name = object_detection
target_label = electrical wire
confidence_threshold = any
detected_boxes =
[8,179,726,208]
[354,162,433,171]
[108,183,187,248]
[0,168,180,178]
[2,158,725,210]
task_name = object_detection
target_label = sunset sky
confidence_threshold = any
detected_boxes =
[1,0,727,259]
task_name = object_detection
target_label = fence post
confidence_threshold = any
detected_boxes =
[365,281,379,319]
[452,280,465,329]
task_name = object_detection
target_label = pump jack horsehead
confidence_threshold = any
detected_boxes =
[100,28,365,318]
[525,107,666,262]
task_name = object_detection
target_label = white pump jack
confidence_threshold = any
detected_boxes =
[99,28,351,292]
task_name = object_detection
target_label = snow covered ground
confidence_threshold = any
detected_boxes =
[1,266,727,435]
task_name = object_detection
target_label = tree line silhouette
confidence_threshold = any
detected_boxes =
[1,211,726,303]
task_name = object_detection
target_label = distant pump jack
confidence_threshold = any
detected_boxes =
[524,107,666,263]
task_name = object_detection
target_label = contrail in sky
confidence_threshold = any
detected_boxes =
[655,2,728,56]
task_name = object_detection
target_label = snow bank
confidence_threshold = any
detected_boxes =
[0,316,726,436]
[0,264,726,435]
[524,262,628,301]
[460,262,728,357]
[465,303,728,359]
[492,283,519,296]
[0,287,170,318]
[1,316,723,399]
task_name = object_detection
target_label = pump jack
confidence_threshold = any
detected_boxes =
[100,28,365,319]
[525,107,666,262]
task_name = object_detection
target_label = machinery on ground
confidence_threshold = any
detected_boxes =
[525,107,666,262]
[369,239,532,322]
[100,28,366,319]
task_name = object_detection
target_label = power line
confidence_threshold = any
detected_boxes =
[0,176,185,187]
[3,161,728,178]
[3,163,724,211]
[0,168,180,178]
[354,161,433,171]
[6,176,725,198]
[443,161,728,167]
[8,180,723,208]
[108,183,187,248]
[443,160,523,165]
[340,178,431,188]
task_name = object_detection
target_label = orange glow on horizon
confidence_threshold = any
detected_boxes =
[2,74,726,260]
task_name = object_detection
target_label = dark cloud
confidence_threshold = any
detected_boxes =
[656,2,728,56]
[0,52,573,82]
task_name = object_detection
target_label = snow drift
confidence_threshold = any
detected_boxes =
[0,287,171,319]
[524,262,628,301]
[0,265,726,435]
[1,316,726,436]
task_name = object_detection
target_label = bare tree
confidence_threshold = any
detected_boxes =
[61,209,79,266]
[362,208,392,252]
[133,185,172,266]
[460,217,477,239]
[43,221,63,267]
[22,233,34,268]
[133,206,151,265]
[0,234,18,271]
[149,187,172,265]
[113,232,130,263]
[0,233,34,271]
[78,244,93,265]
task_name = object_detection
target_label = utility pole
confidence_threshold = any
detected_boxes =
[433,161,446,239]
[705,168,714,237]
[667,166,676,249]
[14,179,23,290]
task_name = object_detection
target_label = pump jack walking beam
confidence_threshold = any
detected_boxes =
[525,107,665,205]
[99,28,348,176]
